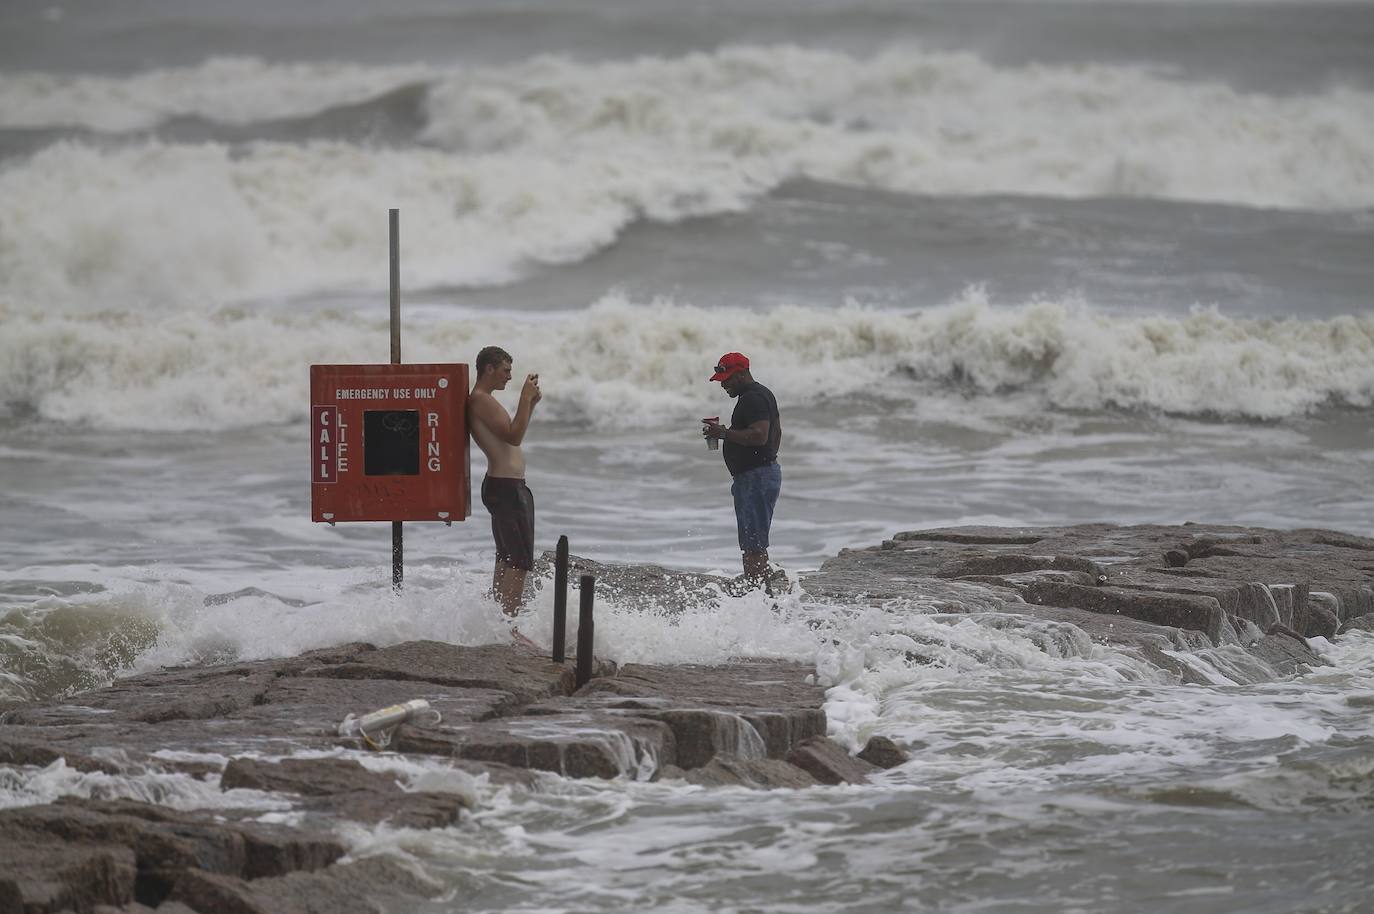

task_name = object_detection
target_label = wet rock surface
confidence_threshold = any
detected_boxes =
[806,522,1372,680]
[0,797,350,913]
[857,735,910,770]
[1,641,833,912]
[3,523,1370,911]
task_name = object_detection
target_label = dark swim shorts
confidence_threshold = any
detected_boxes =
[481,476,535,571]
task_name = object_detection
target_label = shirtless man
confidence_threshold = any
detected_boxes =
[467,346,541,622]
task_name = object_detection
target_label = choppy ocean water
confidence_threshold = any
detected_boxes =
[2,1,1373,911]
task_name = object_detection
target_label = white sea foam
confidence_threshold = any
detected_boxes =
[78,561,816,678]
[419,45,1374,211]
[1,293,1370,430]
[123,566,516,674]
[820,609,1374,798]
[0,140,580,309]
[7,47,1371,219]
[0,757,291,811]
[1,48,1371,312]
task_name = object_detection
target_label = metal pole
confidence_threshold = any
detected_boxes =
[552,535,569,662]
[575,574,595,688]
[389,208,401,364]
[391,524,403,591]
[390,208,403,591]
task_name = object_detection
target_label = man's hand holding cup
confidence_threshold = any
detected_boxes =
[702,417,722,450]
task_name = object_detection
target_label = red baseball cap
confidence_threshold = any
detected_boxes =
[709,352,749,381]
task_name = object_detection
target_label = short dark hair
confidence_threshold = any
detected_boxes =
[475,346,512,376]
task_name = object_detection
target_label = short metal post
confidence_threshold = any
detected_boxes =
[575,574,595,688]
[389,208,403,591]
[552,535,569,663]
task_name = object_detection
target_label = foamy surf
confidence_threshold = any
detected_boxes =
[2,48,1372,313]
[1,293,1370,430]
[5,47,1372,217]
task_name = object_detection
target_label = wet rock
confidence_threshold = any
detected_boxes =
[0,592,828,911]
[329,790,471,831]
[1017,605,1212,652]
[1291,529,1374,552]
[737,708,828,759]
[167,856,438,914]
[1333,585,1374,621]
[220,757,472,830]
[2,648,823,803]
[891,528,1047,546]
[663,756,819,789]
[235,826,344,880]
[1266,584,1306,628]
[1132,643,1220,686]
[628,708,767,769]
[801,552,1017,608]
[956,570,1099,588]
[808,522,1372,681]
[579,660,827,761]
[786,737,879,786]
[1266,623,1308,642]
[1293,598,1340,639]
[857,735,909,769]
[1164,549,1190,567]
[935,553,1108,581]
[1184,536,1263,559]
[81,668,280,725]
[1025,582,1236,645]
[0,798,345,910]
[1107,574,1287,630]
[254,675,522,733]
[306,640,576,703]
[1339,613,1374,635]
[222,757,400,796]
[1248,634,1326,677]
[0,830,136,913]
[1231,616,1265,645]
[586,660,825,711]
[0,730,124,774]
[394,712,673,779]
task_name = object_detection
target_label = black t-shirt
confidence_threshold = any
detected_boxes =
[723,381,780,477]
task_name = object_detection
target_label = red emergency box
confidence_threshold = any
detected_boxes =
[310,363,470,524]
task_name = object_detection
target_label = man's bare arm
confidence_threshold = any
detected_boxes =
[718,419,770,447]
[470,378,540,446]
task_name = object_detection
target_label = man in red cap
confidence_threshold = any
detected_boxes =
[703,352,782,593]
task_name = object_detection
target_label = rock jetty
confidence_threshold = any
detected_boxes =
[805,522,1373,682]
[2,523,1371,912]
[0,641,884,913]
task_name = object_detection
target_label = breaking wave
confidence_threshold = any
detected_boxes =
[1,292,1370,430]
[1,46,1372,310]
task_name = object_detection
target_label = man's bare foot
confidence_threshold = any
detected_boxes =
[511,629,540,651]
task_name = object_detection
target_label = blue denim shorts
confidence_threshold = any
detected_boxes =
[731,462,782,553]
